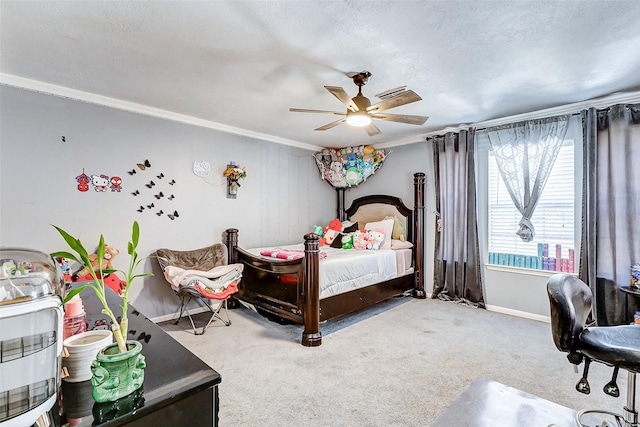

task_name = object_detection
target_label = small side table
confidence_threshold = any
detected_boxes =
[619,286,640,325]
[620,286,640,296]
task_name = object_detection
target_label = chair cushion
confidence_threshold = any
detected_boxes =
[157,244,227,271]
[181,280,239,300]
[579,325,640,373]
[547,274,593,353]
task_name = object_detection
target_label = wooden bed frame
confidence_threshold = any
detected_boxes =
[224,172,425,346]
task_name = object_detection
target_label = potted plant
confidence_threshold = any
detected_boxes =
[51,221,152,402]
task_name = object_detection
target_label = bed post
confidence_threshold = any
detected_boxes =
[413,173,426,299]
[223,228,241,309]
[301,232,322,347]
[224,228,238,264]
[336,187,346,221]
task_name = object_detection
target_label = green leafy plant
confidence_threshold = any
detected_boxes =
[51,221,152,354]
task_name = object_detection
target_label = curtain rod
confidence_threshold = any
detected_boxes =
[424,90,640,138]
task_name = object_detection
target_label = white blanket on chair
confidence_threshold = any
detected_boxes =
[163,264,244,293]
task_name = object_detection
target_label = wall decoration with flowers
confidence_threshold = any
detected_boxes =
[223,162,247,199]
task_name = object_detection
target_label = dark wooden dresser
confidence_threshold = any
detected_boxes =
[50,285,221,426]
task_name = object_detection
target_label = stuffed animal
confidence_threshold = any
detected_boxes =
[352,230,370,250]
[366,231,385,250]
[73,244,120,280]
[385,215,406,241]
[361,155,374,180]
[341,233,354,250]
[55,256,73,282]
[329,162,347,187]
[319,219,342,246]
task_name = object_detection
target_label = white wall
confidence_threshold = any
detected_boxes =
[0,86,335,319]
[2,84,555,322]
[342,142,436,295]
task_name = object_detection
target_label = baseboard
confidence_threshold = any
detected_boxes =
[485,304,550,323]
[150,306,210,324]
[151,297,550,324]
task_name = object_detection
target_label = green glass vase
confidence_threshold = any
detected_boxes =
[91,340,145,403]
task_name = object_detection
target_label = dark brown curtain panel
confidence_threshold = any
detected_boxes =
[581,103,640,325]
[431,130,484,307]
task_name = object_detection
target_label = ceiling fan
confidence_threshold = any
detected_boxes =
[289,71,429,136]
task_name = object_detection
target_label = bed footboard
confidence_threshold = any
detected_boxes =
[224,229,323,346]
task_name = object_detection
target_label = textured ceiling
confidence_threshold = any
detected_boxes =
[2,1,640,150]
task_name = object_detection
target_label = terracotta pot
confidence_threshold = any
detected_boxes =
[91,340,145,403]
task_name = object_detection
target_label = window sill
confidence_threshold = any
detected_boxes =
[485,263,577,278]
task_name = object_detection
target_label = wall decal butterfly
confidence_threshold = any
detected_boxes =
[128,169,137,175]
[145,181,155,188]
[154,192,164,199]
[131,190,140,196]
[168,210,179,220]
[137,206,144,212]
[168,194,175,201]
[147,203,155,209]
[169,179,176,185]
[157,173,164,179]
[137,159,151,170]
[156,210,164,216]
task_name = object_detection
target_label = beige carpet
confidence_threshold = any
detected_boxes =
[160,296,627,427]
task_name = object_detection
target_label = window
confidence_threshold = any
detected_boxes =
[476,115,582,274]
[487,141,576,272]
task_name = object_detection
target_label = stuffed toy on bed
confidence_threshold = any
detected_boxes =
[341,233,354,249]
[366,231,385,250]
[319,219,342,246]
[353,230,369,250]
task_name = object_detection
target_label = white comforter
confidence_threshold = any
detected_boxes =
[249,245,399,299]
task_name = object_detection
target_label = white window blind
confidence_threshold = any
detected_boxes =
[488,141,576,271]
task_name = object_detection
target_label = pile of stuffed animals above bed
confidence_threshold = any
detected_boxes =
[313,217,413,251]
[314,145,388,188]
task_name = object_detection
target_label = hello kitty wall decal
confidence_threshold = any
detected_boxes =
[74,169,122,193]
[73,160,180,221]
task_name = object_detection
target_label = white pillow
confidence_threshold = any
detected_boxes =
[364,219,394,250]
[391,239,414,250]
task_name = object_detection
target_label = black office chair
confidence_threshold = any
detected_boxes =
[548,273,640,427]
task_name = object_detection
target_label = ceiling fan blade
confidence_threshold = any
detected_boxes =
[371,113,429,126]
[325,86,358,112]
[364,123,382,136]
[315,118,346,131]
[289,108,345,115]
[366,90,422,113]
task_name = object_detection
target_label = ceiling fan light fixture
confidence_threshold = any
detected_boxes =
[290,71,427,136]
[346,111,372,127]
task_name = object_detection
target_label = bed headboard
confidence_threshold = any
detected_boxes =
[344,195,414,243]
